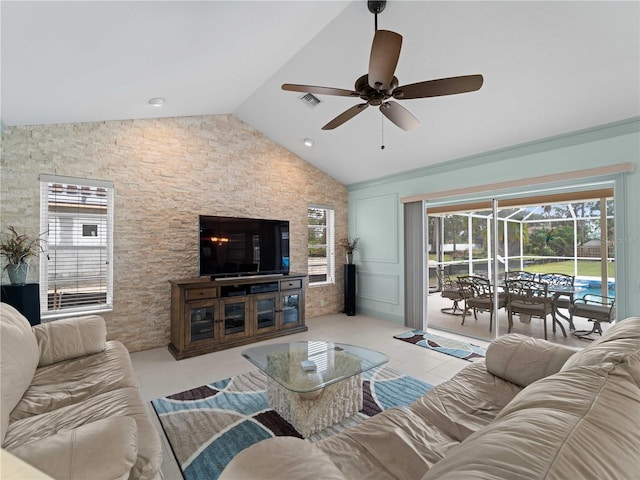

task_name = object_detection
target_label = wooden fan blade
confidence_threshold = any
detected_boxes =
[322,103,369,130]
[380,101,419,131]
[393,75,484,100]
[282,84,359,97]
[368,30,402,91]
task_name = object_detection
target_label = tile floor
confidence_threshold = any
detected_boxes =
[130,313,486,480]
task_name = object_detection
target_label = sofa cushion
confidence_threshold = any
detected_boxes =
[485,334,578,387]
[33,315,106,367]
[421,362,640,479]
[10,341,139,421]
[0,303,40,445]
[561,317,640,384]
[9,416,138,480]
[317,406,460,480]
[220,436,346,480]
[408,361,522,442]
[3,387,163,480]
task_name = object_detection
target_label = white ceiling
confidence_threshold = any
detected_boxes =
[2,1,639,185]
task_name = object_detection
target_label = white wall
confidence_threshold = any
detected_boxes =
[347,118,640,324]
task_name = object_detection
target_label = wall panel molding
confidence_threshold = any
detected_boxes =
[356,270,399,305]
[354,193,399,263]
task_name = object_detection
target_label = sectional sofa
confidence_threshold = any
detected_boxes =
[0,303,163,480]
[221,316,640,479]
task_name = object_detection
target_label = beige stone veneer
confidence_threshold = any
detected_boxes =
[0,114,348,351]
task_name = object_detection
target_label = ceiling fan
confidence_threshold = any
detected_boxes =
[282,0,483,131]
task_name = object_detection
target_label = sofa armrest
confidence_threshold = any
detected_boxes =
[8,416,137,480]
[1,449,55,479]
[485,334,578,387]
[219,437,346,480]
[33,316,107,367]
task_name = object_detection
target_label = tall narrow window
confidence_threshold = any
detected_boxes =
[39,175,114,318]
[308,205,335,285]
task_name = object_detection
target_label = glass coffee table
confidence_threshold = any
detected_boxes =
[242,341,388,437]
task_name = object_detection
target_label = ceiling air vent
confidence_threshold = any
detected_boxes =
[299,93,321,108]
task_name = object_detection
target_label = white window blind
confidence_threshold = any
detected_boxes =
[308,205,335,285]
[39,175,114,318]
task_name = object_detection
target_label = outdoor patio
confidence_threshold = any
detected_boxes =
[426,291,611,348]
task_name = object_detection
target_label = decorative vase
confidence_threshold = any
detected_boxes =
[346,253,353,264]
[6,262,29,285]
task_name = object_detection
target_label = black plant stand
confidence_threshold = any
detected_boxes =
[1,283,41,325]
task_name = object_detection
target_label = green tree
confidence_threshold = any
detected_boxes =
[525,223,573,257]
[443,215,468,252]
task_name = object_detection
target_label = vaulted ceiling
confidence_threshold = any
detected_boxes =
[2,1,639,185]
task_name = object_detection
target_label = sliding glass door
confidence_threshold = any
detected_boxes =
[424,186,615,343]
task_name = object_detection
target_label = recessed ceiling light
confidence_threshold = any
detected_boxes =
[303,138,314,147]
[148,97,165,107]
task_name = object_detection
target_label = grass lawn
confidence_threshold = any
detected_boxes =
[430,256,615,278]
[524,260,615,278]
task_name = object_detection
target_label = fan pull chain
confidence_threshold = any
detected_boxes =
[381,114,385,150]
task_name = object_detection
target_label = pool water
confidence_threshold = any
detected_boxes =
[573,281,615,301]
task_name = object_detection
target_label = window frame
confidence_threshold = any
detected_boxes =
[307,205,335,286]
[39,174,114,319]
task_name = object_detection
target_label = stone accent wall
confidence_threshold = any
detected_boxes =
[0,115,348,352]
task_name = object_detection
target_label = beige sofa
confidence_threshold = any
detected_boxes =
[221,317,640,479]
[0,303,163,480]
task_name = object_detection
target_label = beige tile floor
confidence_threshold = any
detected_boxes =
[130,313,486,480]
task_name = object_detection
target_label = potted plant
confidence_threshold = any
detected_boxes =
[338,237,360,264]
[0,226,46,285]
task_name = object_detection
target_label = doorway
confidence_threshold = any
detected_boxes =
[426,187,615,345]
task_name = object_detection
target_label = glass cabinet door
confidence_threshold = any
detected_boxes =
[281,292,301,327]
[189,304,215,344]
[255,295,277,331]
[222,299,248,338]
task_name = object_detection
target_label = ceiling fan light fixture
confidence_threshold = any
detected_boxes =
[303,138,314,147]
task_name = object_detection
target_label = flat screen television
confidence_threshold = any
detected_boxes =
[199,215,290,278]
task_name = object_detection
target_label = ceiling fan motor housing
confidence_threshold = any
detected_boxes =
[367,1,386,15]
[355,74,397,105]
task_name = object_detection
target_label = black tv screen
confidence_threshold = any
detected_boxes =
[199,215,290,278]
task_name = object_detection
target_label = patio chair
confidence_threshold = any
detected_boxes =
[504,279,554,340]
[538,273,575,333]
[503,270,537,281]
[458,275,506,332]
[569,294,616,340]
[436,267,464,315]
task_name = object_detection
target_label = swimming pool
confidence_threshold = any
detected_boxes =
[574,279,615,300]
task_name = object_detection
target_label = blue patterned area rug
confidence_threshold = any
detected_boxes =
[151,365,432,480]
[394,330,486,361]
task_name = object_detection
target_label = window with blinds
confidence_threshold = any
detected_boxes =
[308,206,335,285]
[39,175,114,317]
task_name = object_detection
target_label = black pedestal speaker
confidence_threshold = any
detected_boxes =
[1,283,41,326]
[344,264,356,316]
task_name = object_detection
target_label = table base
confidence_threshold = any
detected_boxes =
[267,373,363,437]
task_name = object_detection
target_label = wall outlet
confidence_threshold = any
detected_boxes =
[320,299,326,307]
